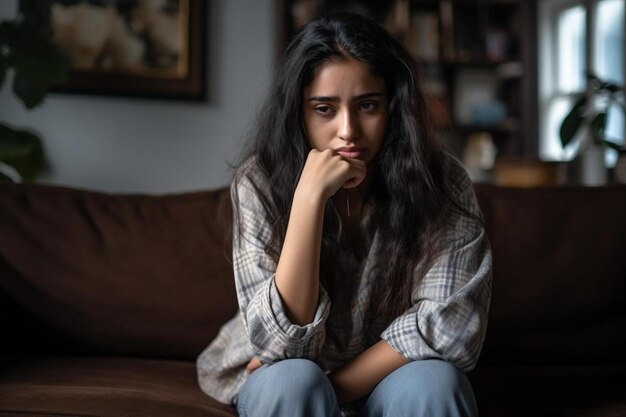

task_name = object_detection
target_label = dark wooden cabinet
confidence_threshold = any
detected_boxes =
[279,0,538,157]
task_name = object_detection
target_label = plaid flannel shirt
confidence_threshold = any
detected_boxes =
[197,158,492,407]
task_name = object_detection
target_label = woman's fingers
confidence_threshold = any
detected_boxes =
[340,156,366,189]
[298,149,367,199]
[246,356,262,374]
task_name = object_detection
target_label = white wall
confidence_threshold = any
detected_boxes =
[0,0,276,194]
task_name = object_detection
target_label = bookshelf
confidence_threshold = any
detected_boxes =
[279,0,538,157]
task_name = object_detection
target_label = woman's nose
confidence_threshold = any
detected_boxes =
[337,108,359,142]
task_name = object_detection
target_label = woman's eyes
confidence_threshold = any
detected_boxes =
[359,101,378,111]
[314,105,333,115]
[313,102,379,116]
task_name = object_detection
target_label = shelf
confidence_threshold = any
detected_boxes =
[417,58,519,66]
[408,0,518,5]
[451,0,518,4]
[440,59,519,67]
[456,121,521,136]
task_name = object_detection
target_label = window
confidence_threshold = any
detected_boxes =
[539,0,625,162]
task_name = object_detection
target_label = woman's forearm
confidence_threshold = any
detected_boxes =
[274,149,366,326]
[274,188,326,326]
[329,340,410,405]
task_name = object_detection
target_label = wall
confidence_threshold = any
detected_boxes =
[0,0,276,193]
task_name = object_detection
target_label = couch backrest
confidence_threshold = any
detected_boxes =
[474,184,626,366]
[2,182,625,365]
[0,182,238,360]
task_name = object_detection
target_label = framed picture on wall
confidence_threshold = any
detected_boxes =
[20,0,206,100]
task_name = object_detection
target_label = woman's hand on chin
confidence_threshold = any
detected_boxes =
[297,148,366,202]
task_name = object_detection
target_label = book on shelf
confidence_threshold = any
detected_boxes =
[439,0,455,61]
[407,12,439,62]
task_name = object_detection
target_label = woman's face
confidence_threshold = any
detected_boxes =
[302,58,387,166]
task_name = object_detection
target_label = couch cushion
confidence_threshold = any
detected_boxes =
[474,184,626,366]
[0,355,237,417]
[469,365,626,417]
[0,183,238,360]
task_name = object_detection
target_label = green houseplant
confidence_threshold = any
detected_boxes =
[559,73,625,185]
[560,73,625,151]
[0,3,68,182]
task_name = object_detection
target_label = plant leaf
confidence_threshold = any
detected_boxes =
[603,83,620,93]
[0,124,35,160]
[5,139,44,181]
[0,68,5,93]
[603,139,623,151]
[7,11,69,109]
[587,72,601,89]
[560,96,587,148]
[0,171,14,182]
[0,123,45,181]
[0,55,6,90]
[589,112,607,144]
[0,20,18,48]
[12,72,48,109]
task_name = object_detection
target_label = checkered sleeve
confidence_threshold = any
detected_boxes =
[381,163,492,372]
[231,167,331,365]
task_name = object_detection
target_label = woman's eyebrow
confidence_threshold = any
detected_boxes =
[307,92,385,102]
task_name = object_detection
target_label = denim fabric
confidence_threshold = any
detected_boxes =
[235,359,477,417]
[236,359,341,417]
[356,359,478,417]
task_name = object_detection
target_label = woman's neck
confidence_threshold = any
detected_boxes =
[334,188,362,218]
[334,163,376,214]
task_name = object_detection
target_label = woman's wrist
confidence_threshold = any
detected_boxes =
[327,341,411,406]
[328,370,351,406]
[293,184,328,208]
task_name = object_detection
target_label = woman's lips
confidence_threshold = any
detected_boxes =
[335,148,366,159]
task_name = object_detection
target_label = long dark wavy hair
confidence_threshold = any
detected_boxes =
[234,13,466,320]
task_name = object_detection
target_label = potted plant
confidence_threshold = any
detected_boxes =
[0,2,68,182]
[559,72,625,185]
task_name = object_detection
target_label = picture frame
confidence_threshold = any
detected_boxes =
[22,0,206,101]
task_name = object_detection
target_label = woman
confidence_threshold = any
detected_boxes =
[197,13,491,417]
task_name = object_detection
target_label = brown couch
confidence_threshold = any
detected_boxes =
[0,181,624,417]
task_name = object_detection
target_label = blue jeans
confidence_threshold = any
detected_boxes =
[235,359,478,417]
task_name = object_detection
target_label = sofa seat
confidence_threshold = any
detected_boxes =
[0,355,237,417]
[3,357,623,417]
[469,365,626,417]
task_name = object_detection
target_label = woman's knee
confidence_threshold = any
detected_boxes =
[237,358,339,417]
[405,360,472,397]
[364,360,477,417]
[259,358,330,394]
